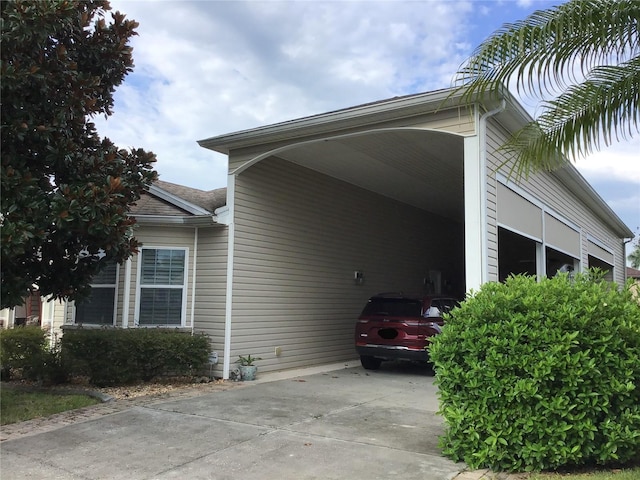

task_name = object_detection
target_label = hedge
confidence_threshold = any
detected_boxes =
[429,272,640,472]
[61,328,211,387]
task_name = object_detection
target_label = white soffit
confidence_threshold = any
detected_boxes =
[274,129,465,220]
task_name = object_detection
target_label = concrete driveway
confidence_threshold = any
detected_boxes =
[1,361,463,480]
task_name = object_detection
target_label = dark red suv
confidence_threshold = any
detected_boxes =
[354,293,459,370]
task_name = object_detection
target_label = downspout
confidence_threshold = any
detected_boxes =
[478,99,506,283]
[190,227,199,334]
[222,174,236,380]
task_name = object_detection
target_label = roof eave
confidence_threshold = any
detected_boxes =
[148,184,212,215]
[132,215,223,227]
[551,167,633,238]
[197,88,472,154]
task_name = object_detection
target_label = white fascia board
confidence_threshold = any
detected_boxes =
[132,215,222,227]
[148,184,211,215]
[198,88,470,154]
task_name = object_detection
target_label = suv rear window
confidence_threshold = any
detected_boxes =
[361,298,422,317]
[430,298,459,315]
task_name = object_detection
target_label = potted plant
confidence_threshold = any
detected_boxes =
[235,354,262,381]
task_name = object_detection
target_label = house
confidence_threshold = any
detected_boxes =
[2,88,634,379]
[628,266,640,300]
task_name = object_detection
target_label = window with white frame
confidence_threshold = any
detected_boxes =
[138,248,187,326]
[75,262,118,325]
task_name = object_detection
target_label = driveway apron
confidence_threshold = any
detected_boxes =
[0,363,463,480]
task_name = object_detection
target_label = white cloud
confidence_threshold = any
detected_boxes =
[576,139,640,184]
[94,0,639,240]
[96,0,480,190]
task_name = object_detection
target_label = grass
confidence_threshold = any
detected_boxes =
[1,387,100,425]
[531,468,640,480]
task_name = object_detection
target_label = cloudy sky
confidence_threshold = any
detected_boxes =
[95,0,639,243]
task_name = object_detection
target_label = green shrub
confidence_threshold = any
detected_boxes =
[0,326,70,384]
[61,328,211,386]
[429,273,640,472]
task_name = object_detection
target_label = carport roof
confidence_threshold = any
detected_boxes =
[199,87,632,238]
[198,89,469,153]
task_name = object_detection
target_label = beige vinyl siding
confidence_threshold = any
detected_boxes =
[485,117,625,283]
[231,157,463,373]
[192,226,228,375]
[406,107,476,135]
[51,299,66,333]
[126,226,196,327]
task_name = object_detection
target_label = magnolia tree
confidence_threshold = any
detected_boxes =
[1,0,158,309]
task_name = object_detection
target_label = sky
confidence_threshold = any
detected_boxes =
[94,0,640,251]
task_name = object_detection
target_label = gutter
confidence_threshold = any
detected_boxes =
[132,215,223,227]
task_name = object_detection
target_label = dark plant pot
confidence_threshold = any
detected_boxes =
[239,365,257,381]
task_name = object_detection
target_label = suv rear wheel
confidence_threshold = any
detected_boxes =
[360,355,382,370]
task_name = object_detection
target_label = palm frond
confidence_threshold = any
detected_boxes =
[498,55,640,179]
[457,0,640,102]
[455,0,640,178]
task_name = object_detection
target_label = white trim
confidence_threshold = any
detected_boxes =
[497,173,580,233]
[544,243,582,260]
[72,263,119,326]
[132,215,220,227]
[496,222,543,243]
[113,266,120,325]
[464,134,483,292]
[135,246,189,327]
[199,89,471,153]
[122,257,132,328]
[536,242,546,281]
[496,175,583,275]
[41,296,55,347]
[213,206,230,225]
[223,174,236,380]
[586,234,614,254]
[586,234,615,267]
[544,209,580,234]
[190,227,199,334]
[148,185,211,215]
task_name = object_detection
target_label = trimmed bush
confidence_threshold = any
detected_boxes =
[429,273,640,472]
[0,326,69,384]
[61,328,211,386]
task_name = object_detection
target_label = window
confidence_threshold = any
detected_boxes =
[138,248,187,326]
[361,298,422,317]
[430,298,459,315]
[75,262,118,325]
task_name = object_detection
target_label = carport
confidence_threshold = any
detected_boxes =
[199,88,631,379]
[200,92,479,379]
